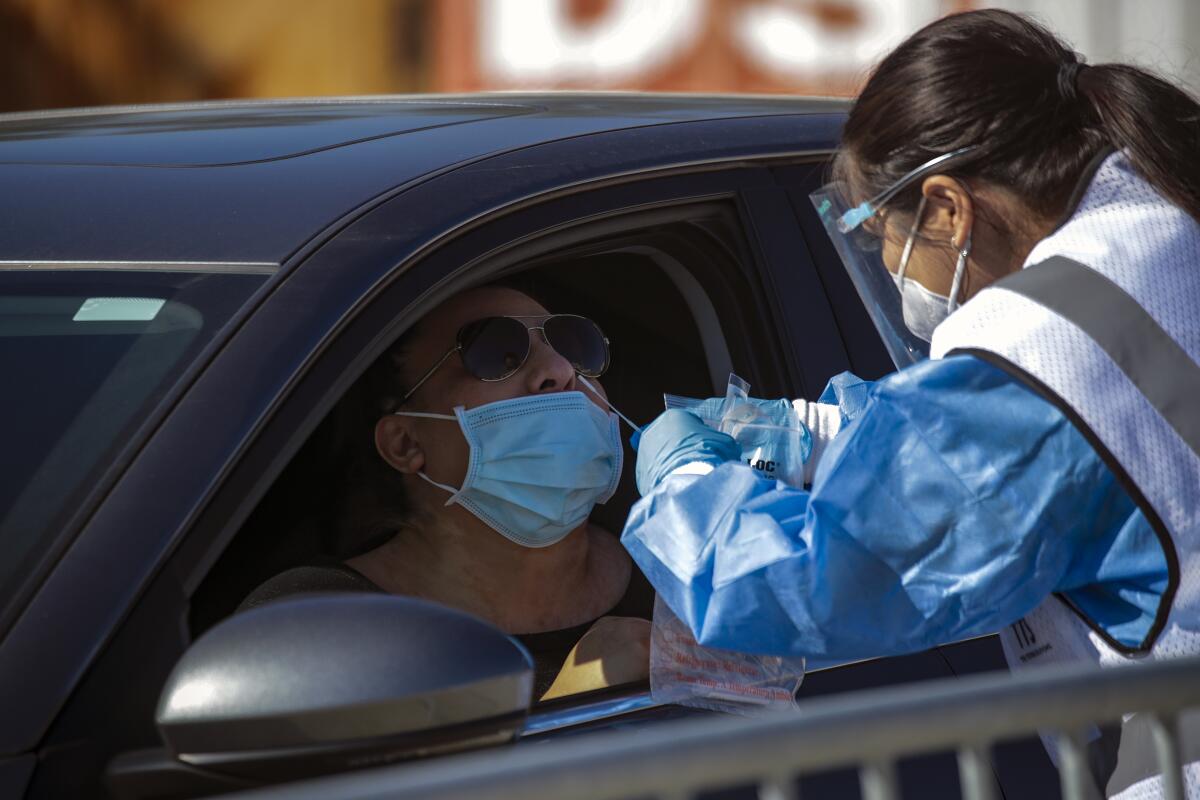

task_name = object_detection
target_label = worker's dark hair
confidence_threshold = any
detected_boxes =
[834,9,1200,225]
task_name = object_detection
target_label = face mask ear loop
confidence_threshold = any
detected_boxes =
[577,375,643,434]
[947,230,972,313]
[412,470,460,506]
[392,408,463,505]
[896,195,927,285]
[392,410,457,421]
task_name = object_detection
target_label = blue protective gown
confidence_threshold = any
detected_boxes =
[621,354,1168,661]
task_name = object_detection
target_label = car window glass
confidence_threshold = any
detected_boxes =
[0,268,266,617]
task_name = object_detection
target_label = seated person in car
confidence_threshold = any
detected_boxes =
[240,285,652,700]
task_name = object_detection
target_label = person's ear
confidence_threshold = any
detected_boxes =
[375,416,425,474]
[920,175,975,250]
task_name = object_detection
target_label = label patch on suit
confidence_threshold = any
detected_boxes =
[1010,617,1054,663]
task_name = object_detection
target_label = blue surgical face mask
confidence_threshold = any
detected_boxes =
[394,391,623,548]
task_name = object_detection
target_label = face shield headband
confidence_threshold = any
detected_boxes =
[809,145,978,368]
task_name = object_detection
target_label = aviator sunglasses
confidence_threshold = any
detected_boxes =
[398,314,611,405]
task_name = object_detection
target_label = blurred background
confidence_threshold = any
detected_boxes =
[2,0,1198,113]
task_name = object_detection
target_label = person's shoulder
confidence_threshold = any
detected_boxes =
[237,563,385,614]
[883,352,1019,394]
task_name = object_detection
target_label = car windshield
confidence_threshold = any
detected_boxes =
[0,266,268,618]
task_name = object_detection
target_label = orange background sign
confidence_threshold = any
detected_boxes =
[2,0,1194,113]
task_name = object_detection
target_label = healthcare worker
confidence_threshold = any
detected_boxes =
[622,9,1200,798]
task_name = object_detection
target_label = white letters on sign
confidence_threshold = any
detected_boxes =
[735,0,941,77]
[478,0,703,86]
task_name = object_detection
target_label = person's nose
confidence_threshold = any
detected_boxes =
[522,328,577,394]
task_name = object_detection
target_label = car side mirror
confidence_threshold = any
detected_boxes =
[108,593,533,798]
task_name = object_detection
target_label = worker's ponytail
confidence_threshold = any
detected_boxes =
[836,9,1200,227]
[1079,63,1200,221]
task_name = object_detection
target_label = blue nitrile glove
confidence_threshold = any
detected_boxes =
[635,408,740,496]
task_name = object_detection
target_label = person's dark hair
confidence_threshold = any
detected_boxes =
[328,322,424,558]
[835,9,1200,225]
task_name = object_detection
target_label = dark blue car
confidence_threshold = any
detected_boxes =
[0,95,1056,799]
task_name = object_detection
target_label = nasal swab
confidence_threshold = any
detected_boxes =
[577,375,643,433]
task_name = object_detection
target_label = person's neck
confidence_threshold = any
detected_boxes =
[346,507,630,634]
[967,187,1060,294]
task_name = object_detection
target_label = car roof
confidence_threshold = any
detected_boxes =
[0,94,848,167]
[0,93,848,265]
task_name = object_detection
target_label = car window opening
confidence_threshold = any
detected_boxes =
[190,231,749,712]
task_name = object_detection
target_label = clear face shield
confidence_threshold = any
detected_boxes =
[808,146,978,369]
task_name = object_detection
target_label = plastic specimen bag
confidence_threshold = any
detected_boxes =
[664,373,813,488]
[649,595,803,715]
[649,374,806,714]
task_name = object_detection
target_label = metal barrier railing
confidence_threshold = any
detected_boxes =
[236,654,1200,800]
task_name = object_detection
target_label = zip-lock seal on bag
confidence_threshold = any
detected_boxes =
[664,373,813,488]
[649,596,803,715]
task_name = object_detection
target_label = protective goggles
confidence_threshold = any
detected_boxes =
[808,145,978,368]
[399,314,610,404]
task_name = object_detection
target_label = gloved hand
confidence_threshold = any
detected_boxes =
[663,394,816,487]
[629,397,762,450]
[635,409,740,496]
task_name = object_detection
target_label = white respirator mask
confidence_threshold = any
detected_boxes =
[890,195,972,343]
